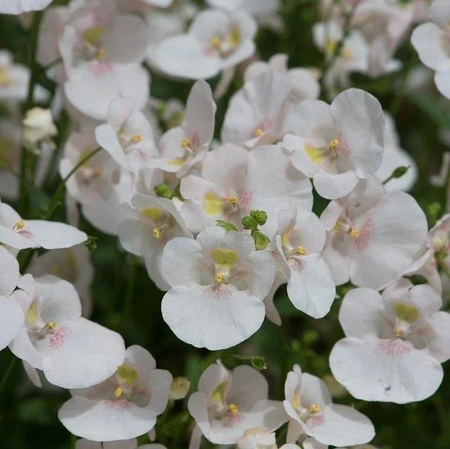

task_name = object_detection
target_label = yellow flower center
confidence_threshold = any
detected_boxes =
[228,403,239,414]
[13,220,25,231]
[295,246,307,256]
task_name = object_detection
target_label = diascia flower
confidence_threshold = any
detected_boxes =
[320,176,427,289]
[222,72,293,149]
[0,50,29,101]
[180,143,312,235]
[161,226,275,350]
[274,206,336,319]
[148,80,216,178]
[188,361,286,445]
[283,365,375,447]
[411,0,450,99]
[284,88,385,200]
[118,194,192,291]
[329,280,450,403]
[96,96,157,174]
[59,345,172,441]
[0,0,53,14]
[9,275,126,389]
[29,244,95,317]
[0,201,87,250]
[155,8,257,80]
[244,54,320,103]
[0,246,24,351]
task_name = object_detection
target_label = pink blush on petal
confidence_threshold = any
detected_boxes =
[377,339,411,356]
[355,218,375,251]
[89,61,113,76]
[104,399,132,411]
[206,284,232,300]
[309,415,325,427]
[49,326,70,349]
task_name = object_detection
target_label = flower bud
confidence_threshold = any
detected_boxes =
[253,231,270,250]
[216,220,238,232]
[241,216,255,229]
[154,183,173,200]
[250,210,268,226]
[22,107,57,151]
[169,376,191,400]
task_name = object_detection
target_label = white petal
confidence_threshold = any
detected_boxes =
[155,35,221,80]
[330,338,443,403]
[0,0,53,14]
[161,285,265,350]
[309,404,374,447]
[0,245,20,296]
[43,318,125,389]
[59,397,158,442]
[286,254,336,319]
[26,220,87,249]
[0,297,24,350]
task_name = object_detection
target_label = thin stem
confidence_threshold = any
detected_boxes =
[123,257,139,321]
[43,146,102,220]
[19,11,44,214]
[0,356,17,396]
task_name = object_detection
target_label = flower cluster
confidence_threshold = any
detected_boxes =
[0,1,449,449]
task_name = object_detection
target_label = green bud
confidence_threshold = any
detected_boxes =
[85,236,98,252]
[154,183,173,199]
[393,166,410,178]
[253,231,270,250]
[216,220,238,232]
[241,216,256,229]
[251,356,267,371]
[250,210,268,226]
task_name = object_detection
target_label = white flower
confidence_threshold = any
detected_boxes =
[10,275,126,389]
[58,1,149,72]
[321,176,428,289]
[29,244,94,317]
[148,80,216,177]
[161,226,275,350]
[0,201,87,250]
[0,0,53,14]
[283,365,375,447]
[155,8,257,80]
[64,62,150,121]
[188,361,286,444]
[411,0,450,98]
[222,72,293,149]
[0,246,24,351]
[59,345,172,441]
[180,143,312,236]
[96,96,157,174]
[275,205,336,319]
[330,279,450,403]
[244,54,320,102]
[118,194,192,290]
[0,50,29,101]
[284,88,385,200]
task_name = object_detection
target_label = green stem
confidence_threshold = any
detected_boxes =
[0,356,17,396]
[123,257,139,320]
[43,146,102,220]
[19,11,44,215]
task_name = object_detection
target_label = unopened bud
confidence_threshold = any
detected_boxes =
[393,166,409,178]
[253,231,270,251]
[169,377,191,400]
[250,210,268,226]
[22,107,57,151]
[241,216,255,230]
[154,183,173,200]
